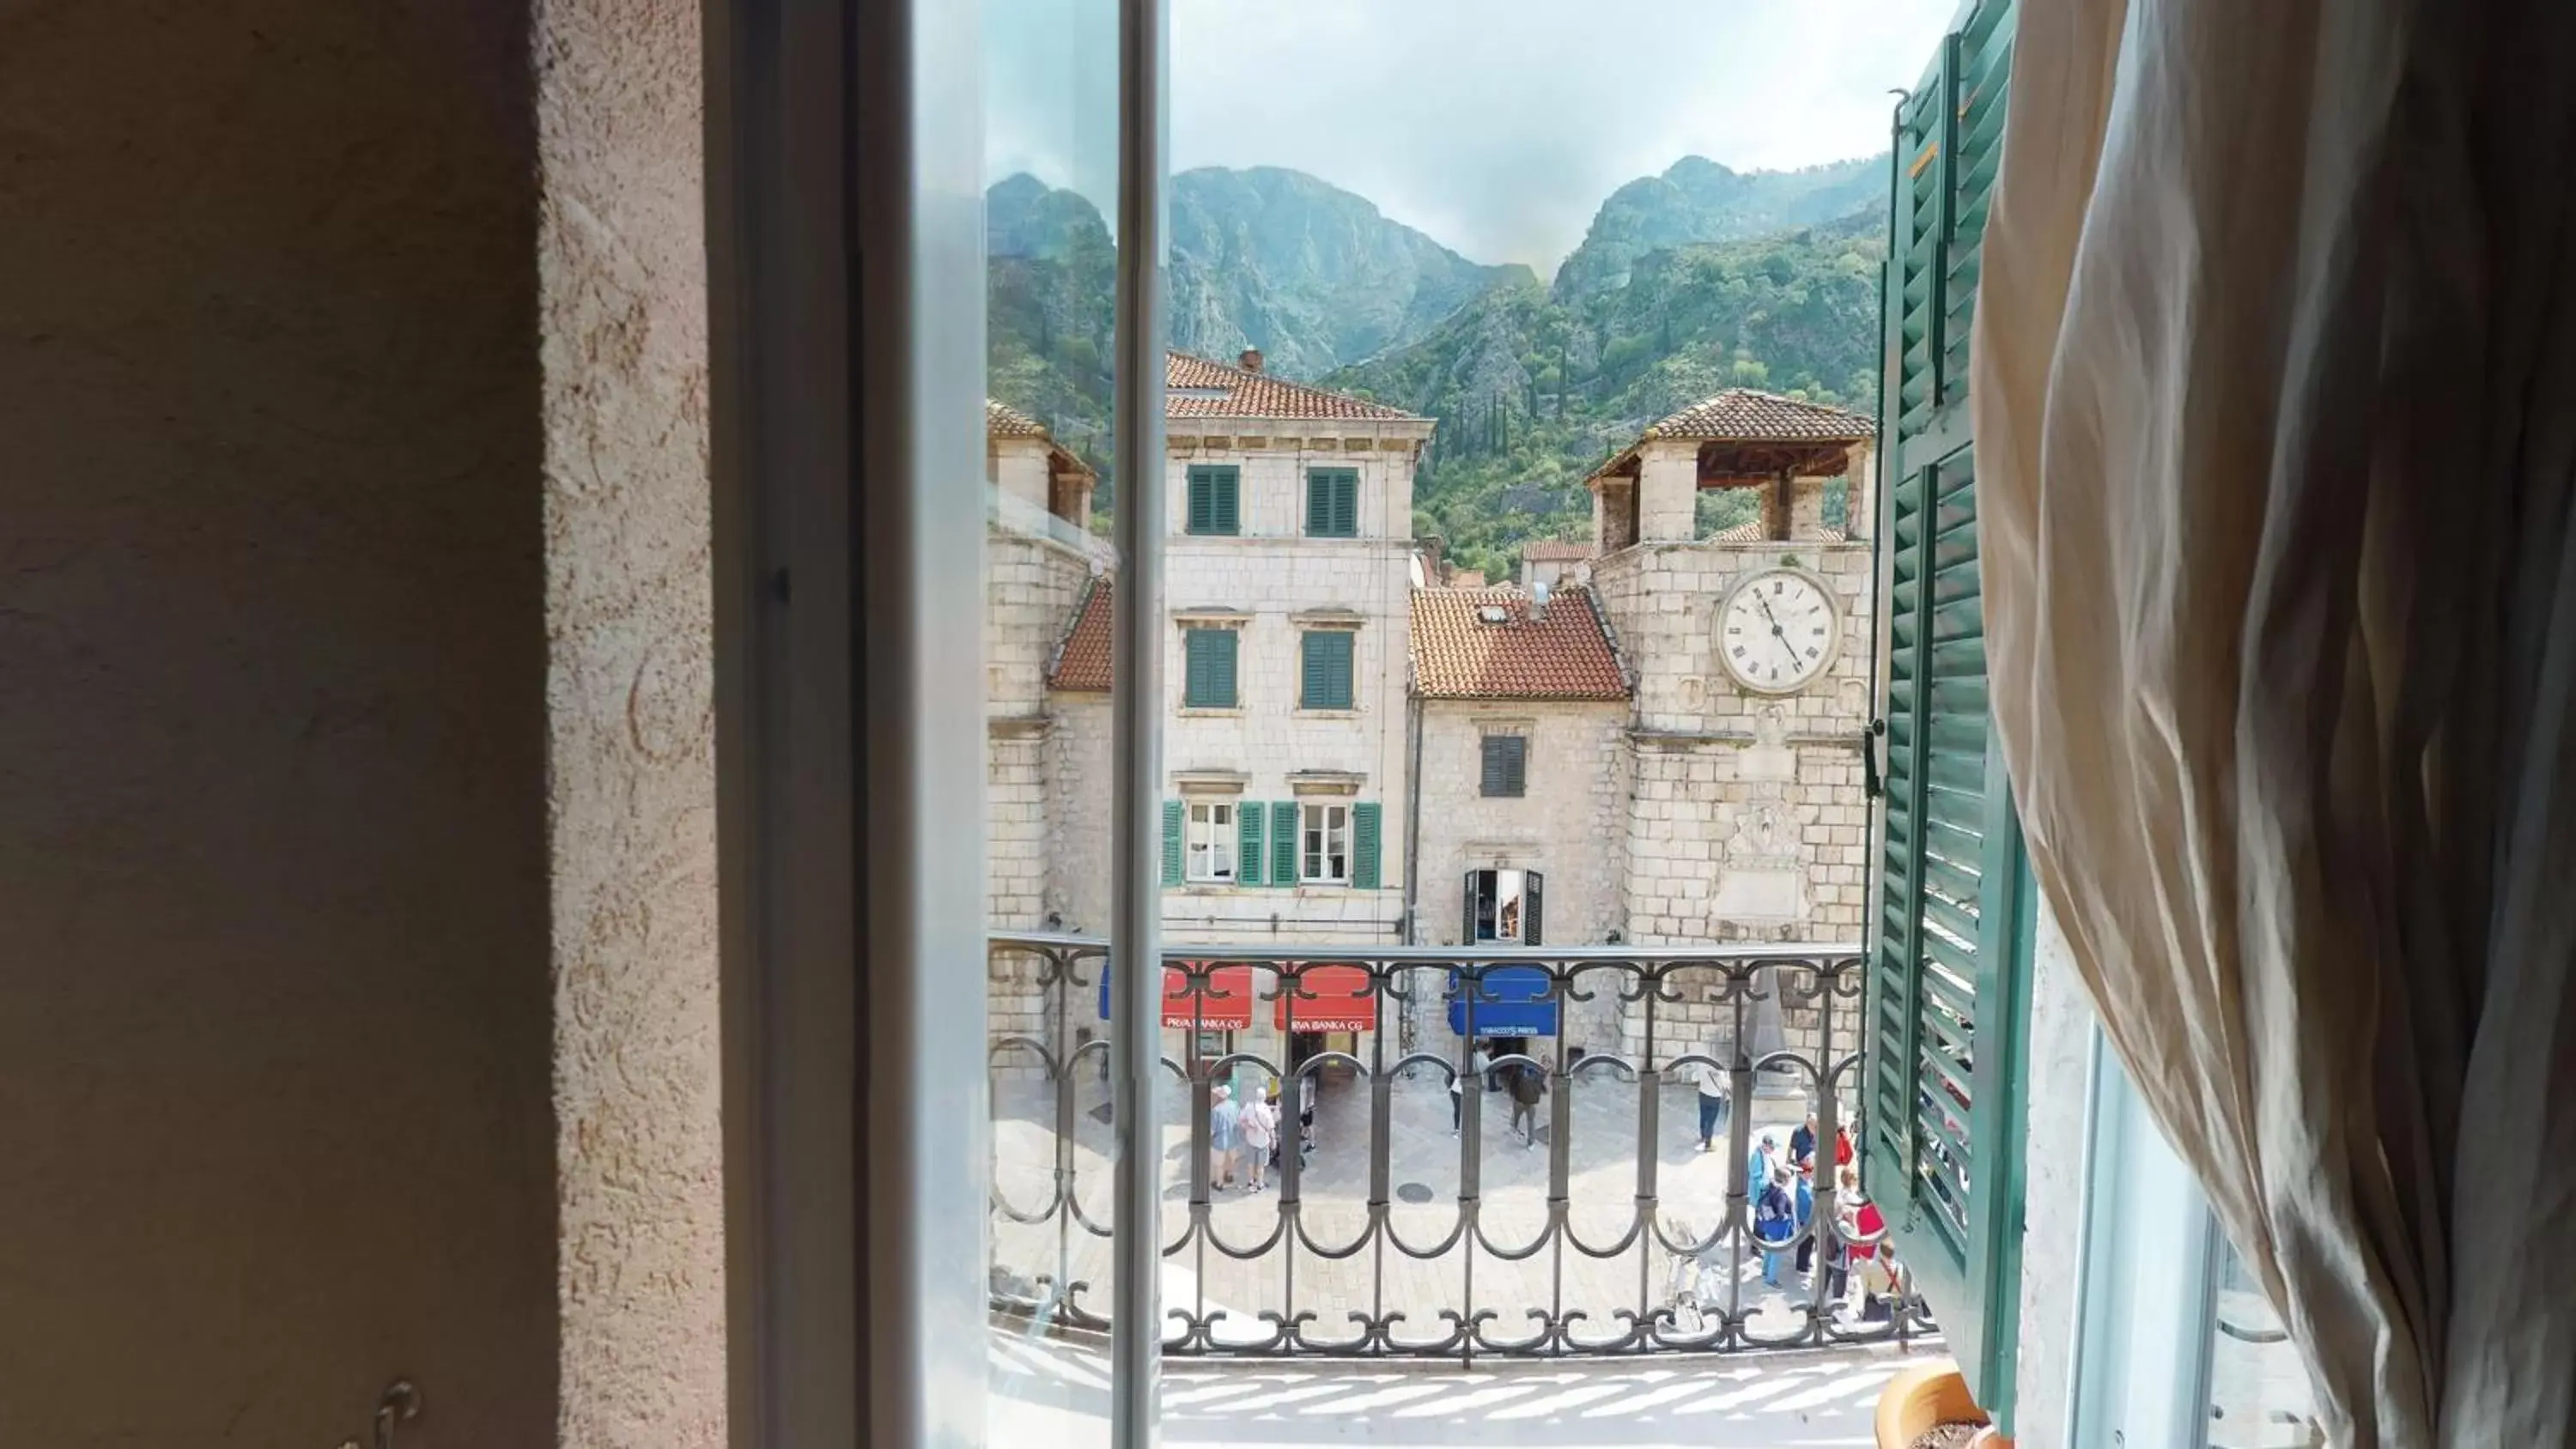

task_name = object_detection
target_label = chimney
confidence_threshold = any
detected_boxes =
[1238,347,1264,373]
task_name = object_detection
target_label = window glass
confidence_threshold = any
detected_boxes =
[1301,802,1349,883]
[1186,800,1236,882]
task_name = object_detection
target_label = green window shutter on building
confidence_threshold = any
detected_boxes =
[1237,801,1265,886]
[1272,801,1298,886]
[1301,630,1353,710]
[1160,798,1184,887]
[1306,468,1358,537]
[1351,803,1382,889]
[1868,0,2028,1428]
[1188,466,1239,536]
[1184,628,1236,708]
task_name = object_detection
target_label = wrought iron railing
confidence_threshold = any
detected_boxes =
[987,934,1935,1358]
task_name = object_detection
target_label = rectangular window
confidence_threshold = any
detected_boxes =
[1465,868,1544,943]
[1479,734,1527,797]
[1185,464,1239,536]
[1182,627,1237,708]
[1185,801,1235,882]
[1304,467,1358,537]
[1301,802,1349,884]
[1299,629,1354,710]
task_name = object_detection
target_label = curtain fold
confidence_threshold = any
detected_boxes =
[1971,0,2576,1443]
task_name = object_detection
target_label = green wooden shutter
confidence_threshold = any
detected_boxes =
[1351,802,1382,889]
[1187,470,1213,534]
[1188,466,1239,535]
[1237,800,1265,886]
[1211,467,1239,535]
[1868,5,2028,1423]
[1306,468,1358,537]
[1160,798,1185,887]
[1272,801,1299,885]
[1480,736,1526,797]
[1300,630,1352,709]
[1184,628,1236,708]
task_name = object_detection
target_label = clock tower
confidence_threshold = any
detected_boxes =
[1581,390,1879,1060]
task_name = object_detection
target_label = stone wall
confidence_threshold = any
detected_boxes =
[986,529,1097,929]
[1161,428,1426,943]
[1591,537,1875,1072]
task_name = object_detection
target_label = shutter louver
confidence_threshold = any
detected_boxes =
[1522,871,1542,945]
[1464,870,1480,943]
[1212,629,1236,706]
[1307,471,1331,536]
[1273,801,1299,886]
[1212,468,1238,535]
[1188,470,1212,534]
[1333,472,1358,537]
[1237,800,1265,886]
[1351,803,1382,889]
[1868,11,2032,1416]
[1160,798,1185,887]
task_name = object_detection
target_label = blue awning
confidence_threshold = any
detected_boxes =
[1447,966,1558,1037]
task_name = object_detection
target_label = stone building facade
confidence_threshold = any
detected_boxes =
[987,379,1879,1082]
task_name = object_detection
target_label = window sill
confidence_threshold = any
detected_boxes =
[1177,706,1245,718]
[1295,707,1363,719]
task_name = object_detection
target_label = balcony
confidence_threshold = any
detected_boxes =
[987,936,1934,1361]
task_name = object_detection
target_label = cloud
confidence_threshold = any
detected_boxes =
[987,0,1956,270]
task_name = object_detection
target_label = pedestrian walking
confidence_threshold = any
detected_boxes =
[1507,1059,1546,1148]
[1297,1072,1316,1161]
[1239,1090,1278,1191]
[1447,1058,1466,1135]
[1747,1131,1779,1197]
[1471,1040,1493,1092]
[1755,1167,1796,1287]
[1692,1049,1728,1152]
[1208,1084,1241,1191]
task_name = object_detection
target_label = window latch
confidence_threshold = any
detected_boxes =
[1862,718,1886,800]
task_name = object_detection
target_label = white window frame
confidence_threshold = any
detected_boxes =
[1186,799,1235,883]
[1301,802,1349,885]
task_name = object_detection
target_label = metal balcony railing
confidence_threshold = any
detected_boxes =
[987,934,1935,1358]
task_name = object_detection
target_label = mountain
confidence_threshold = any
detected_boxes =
[1166,167,1533,379]
[1326,209,1886,578]
[1552,155,1884,300]
[984,157,1890,563]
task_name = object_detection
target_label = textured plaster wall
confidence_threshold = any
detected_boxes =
[0,2,559,1442]
[535,0,726,1442]
[2012,899,2093,1447]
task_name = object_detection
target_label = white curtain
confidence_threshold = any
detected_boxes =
[1971,0,2576,1444]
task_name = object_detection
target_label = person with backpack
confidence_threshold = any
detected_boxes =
[1239,1087,1279,1191]
[1692,1048,1728,1152]
[1754,1167,1797,1288]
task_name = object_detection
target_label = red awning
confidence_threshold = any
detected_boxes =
[1275,963,1376,1032]
[1162,962,1255,1028]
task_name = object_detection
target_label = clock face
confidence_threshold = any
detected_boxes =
[1717,570,1839,693]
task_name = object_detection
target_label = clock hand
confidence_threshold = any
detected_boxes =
[1752,592,1801,666]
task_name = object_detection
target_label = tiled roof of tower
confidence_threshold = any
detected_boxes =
[1520,540,1596,562]
[1706,519,1850,543]
[1410,585,1629,701]
[1166,351,1425,422]
[1049,576,1115,692]
[987,398,1049,437]
[1642,389,1875,442]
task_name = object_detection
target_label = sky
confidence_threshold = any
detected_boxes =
[986,0,1959,273]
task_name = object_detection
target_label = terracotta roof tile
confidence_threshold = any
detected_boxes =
[1410,585,1628,701]
[987,397,1049,437]
[1166,351,1424,422]
[1049,576,1115,692]
[1520,540,1596,562]
[1706,520,1850,544]
[1642,389,1875,442]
